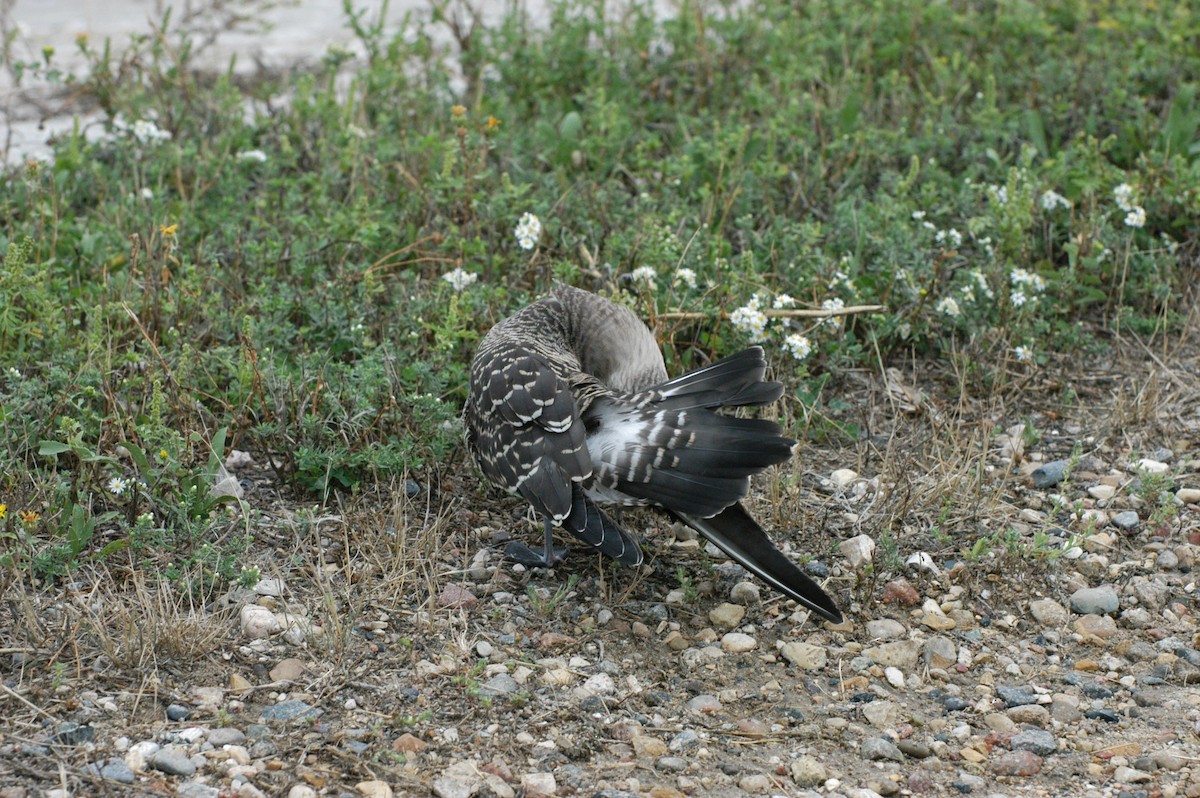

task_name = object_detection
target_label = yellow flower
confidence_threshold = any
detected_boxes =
[159,449,169,461]
[160,223,178,237]
[20,510,39,525]
[485,115,501,131]
[451,105,466,118]
[0,503,6,519]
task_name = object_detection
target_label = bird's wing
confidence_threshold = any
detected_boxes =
[674,503,842,623]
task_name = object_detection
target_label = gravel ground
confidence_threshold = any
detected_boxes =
[3,341,1200,798]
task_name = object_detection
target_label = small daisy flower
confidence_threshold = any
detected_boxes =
[441,267,478,291]
[935,296,961,318]
[107,477,130,496]
[1040,190,1071,211]
[935,228,962,248]
[970,270,994,299]
[236,149,268,163]
[629,266,657,285]
[140,187,154,200]
[514,213,541,250]
[911,210,926,220]
[673,268,697,289]
[131,119,171,145]
[960,284,976,303]
[922,221,937,231]
[772,293,796,309]
[1124,206,1146,228]
[1010,268,1046,292]
[987,184,1008,205]
[1014,345,1034,363]
[784,333,812,361]
[730,301,768,342]
[1113,183,1135,211]
[1011,289,1028,308]
[820,297,845,327]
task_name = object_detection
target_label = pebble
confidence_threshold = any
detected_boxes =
[438,584,478,610]
[259,700,321,721]
[708,603,746,630]
[720,632,757,653]
[1030,598,1067,627]
[779,641,826,670]
[923,636,956,669]
[1031,460,1069,488]
[1134,458,1169,474]
[863,640,921,669]
[989,749,1042,776]
[669,729,699,751]
[150,746,197,776]
[655,756,688,772]
[905,551,939,574]
[861,737,904,762]
[1088,484,1116,501]
[1070,585,1119,615]
[176,782,218,798]
[1011,728,1057,755]
[166,704,190,721]
[884,667,905,689]
[253,578,285,597]
[356,780,393,798]
[1074,614,1118,639]
[730,581,760,605]
[897,740,931,759]
[996,685,1038,707]
[790,755,827,786]
[1114,766,1153,784]
[738,774,771,793]
[839,535,876,568]
[270,657,305,681]
[831,468,858,486]
[1178,487,1200,504]
[209,728,246,747]
[1006,704,1049,725]
[1112,511,1140,530]
[862,700,900,728]
[881,578,921,605]
[865,619,906,639]
[687,694,721,713]
[240,604,281,639]
[288,787,318,798]
[632,735,667,757]
[84,758,136,784]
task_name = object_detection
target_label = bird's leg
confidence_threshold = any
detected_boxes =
[505,515,569,568]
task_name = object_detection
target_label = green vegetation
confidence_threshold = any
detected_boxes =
[2,0,1196,588]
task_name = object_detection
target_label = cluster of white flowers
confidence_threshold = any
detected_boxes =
[1040,190,1071,211]
[987,184,1008,205]
[820,297,845,327]
[936,296,962,318]
[970,270,994,299]
[673,267,697,289]
[441,267,478,291]
[514,213,542,250]
[784,333,813,361]
[977,235,995,260]
[935,228,963,248]
[1014,345,1034,363]
[772,293,796,309]
[139,187,154,200]
[130,119,172,145]
[1010,268,1046,292]
[912,210,926,220]
[1113,183,1146,229]
[629,265,657,285]
[730,295,769,343]
[236,149,268,163]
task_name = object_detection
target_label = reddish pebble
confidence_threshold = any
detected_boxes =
[908,770,936,793]
[437,583,478,609]
[882,578,921,606]
[538,631,576,649]
[990,750,1042,776]
[392,733,427,753]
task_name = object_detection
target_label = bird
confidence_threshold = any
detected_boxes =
[463,284,842,623]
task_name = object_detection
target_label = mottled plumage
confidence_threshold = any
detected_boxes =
[464,285,841,622]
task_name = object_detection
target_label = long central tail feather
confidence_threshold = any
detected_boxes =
[562,484,644,566]
[674,503,842,623]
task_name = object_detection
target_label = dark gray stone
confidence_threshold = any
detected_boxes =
[1011,728,1058,756]
[1031,460,1069,488]
[259,700,322,722]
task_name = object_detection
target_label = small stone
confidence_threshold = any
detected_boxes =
[884,667,905,689]
[392,733,427,753]
[1088,484,1115,501]
[687,694,721,713]
[259,700,321,722]
[270,657,305,682]
[1006,704,1050,726]
[663,631,689,651]
[920,610,956,631]
[864,640,921,670]
[166,704,190,722]
[995,685,1037,707]
[229,673,253,693]
[175,783,218,798]
[790,755,827,786]
[669,729,699,751]
[865,619,906,639]
[1177,487,1200,504]
[1031,460,1069,488]
[520,772,555,796]
[240,605,281,639]
[85,758,136,784]
[881,578,921,605]
[1070,585,1119,615]
[1111,511,1140,530]
[1158,549,1180,570]
[738,774,771,793]
[1011,729,1057,756]
[708,603,746,630]
[150,746,197,776]
[984,713,1016,733]
[862,700,900,728]
[1134,458,1169,475]
[989,750,1042,776]
[1050,695,1082,724]
[582,673,615,694]
[905,551,939,574]
[253,578,285,597]
[288,787,318,798]
[730,581,760,605]
[1113,766,1153,784]
[655,756,688,772]
[861,737,904,762]
[356,780,393,798]
[632,735,668,757]
[438,584,478,610]
[1074,613,1118,640]
[831,468,858,486]
[923,636,956,669]
[1151,749,1187,771]
[208,728,246,747]
[840,535,876,568]
[720,632,757,653]
[1029,598,1067,627]
[779,641,826,670]
[897,740,931,759]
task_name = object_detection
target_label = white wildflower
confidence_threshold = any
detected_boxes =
[935,228,962,248]
[935,296,961,318]
[820,297,845,327]
[130,119,171,144]
[1124,206,1146,228]
[1010,268,1046,292]
[107,476,130,496]
[911,210,926,220]
[987,184,1008,205]
[978,236,995,260]
[1113,183,1135,211]
[772,293,796,309]
[673,267,697,289]
[730,301,768,342]
[1040,190,1071,211]
[1014,345,1034,363]
[440,267,478,291]
[629,266,657,285]
[960,284,976,303]
[8,367,21,379]
[139,187,154,200]
[922,221,937,231]
[514,213,542,250]
[236,149,268,163]
[970,270,994,299]
[784,333,813,361]
[1011,289,1028,308]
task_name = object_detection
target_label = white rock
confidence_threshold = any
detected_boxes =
[1177,488,1200,504]
[1088,484,1116,501]
[355,780,393,798]
[240,604,281,639]
[1135,458,1169,474]
[862,699,901,728]
[720,633,758,653]
[208,465,245,499]
[905,551,939,574]
[521,773,556,796]
[254,578,286,597]
[125,740,160,774]
[885,666,905,688]
[839,534,875,568]
[730,581,760,605]
[582,673,615,694]
[288,786,319,798]
[830,468,858,487]
[779,641,826,670]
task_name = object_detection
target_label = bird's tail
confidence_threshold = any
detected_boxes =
[588,347,794,518]
[675,504,842,623]
[562,483,644,566]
